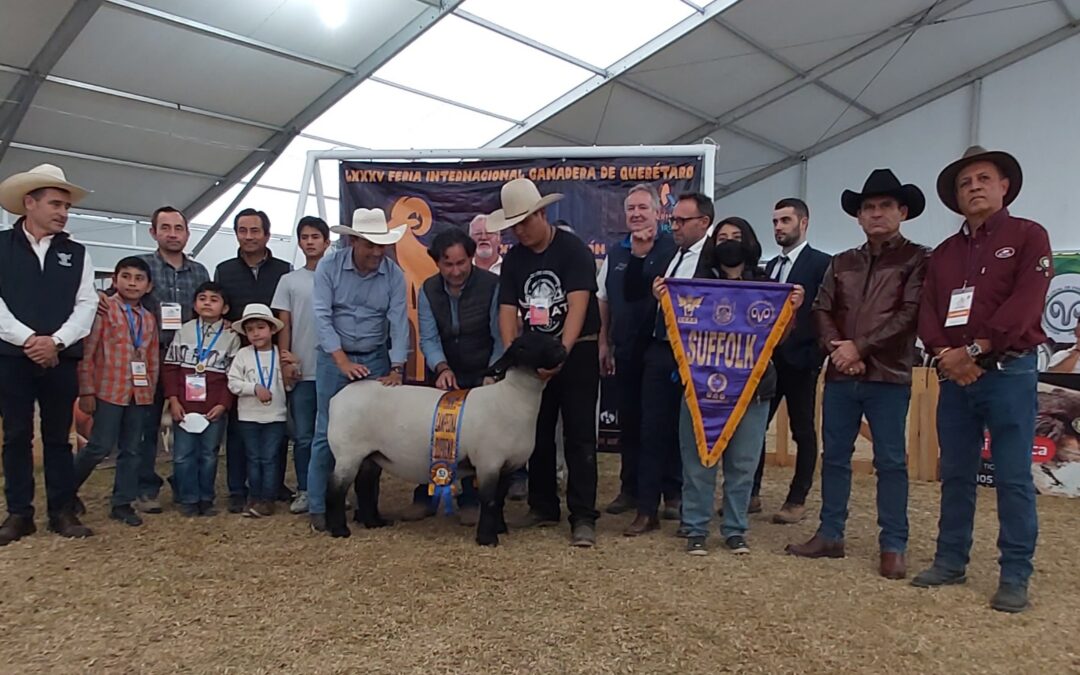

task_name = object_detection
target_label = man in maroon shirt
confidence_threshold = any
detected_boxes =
[913,146,1052,613]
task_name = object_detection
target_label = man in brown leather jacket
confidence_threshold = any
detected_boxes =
[785,169,930,580]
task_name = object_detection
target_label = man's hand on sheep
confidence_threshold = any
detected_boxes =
[435,366,458,391]
[255,385,273,403]
[378,370,403,387]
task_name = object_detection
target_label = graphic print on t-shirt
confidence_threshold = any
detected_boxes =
[520,269,566,334]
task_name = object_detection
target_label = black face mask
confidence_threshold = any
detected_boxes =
[715,239,746,268]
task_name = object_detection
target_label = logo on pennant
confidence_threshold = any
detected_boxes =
[660,279,794,468]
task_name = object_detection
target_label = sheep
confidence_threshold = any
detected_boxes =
[325,332,567,546]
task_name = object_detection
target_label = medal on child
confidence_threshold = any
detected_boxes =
[194,318,223,374]
[255,346,276,406]
[125,304,149,387]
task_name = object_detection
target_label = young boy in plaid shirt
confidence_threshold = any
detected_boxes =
[162,282,241,517]
[72,257,159,526]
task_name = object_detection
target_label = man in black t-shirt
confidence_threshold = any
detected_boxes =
[488,178,600,547]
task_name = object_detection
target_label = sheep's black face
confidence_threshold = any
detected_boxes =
[507,332,567,372]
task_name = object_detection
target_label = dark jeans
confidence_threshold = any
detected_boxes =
[755,361,820,505]
[637,341,683,516]
[0,357,78,517]
[935,353,1039,586]
[73,400,150,507]
[614,352,644,498]
[172,418,226,505]
[236,421,287,502]
[819,380,910,552]
[288,381,316,492]
[225,408,247,499]
[528,340,600,526]
[135,383,165,499]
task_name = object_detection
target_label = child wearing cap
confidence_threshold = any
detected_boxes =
[162,282,241,517]
[227,303,290,517]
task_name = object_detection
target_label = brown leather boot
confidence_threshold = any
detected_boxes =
[880,552,907,580]
[623,514,660,537]
[772,502,808,524]
[47,511,93,539]
[785,533,845,558]
[0,514,36,546]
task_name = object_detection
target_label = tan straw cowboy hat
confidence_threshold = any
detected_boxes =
[485,178,563,233]
[936,145,1022,215]
[0,164,89,215]
[331,208,405,245]
[232,303,284,335]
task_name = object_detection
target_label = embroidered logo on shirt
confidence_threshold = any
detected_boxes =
[57,252,73,267]
[994,247,1016,259]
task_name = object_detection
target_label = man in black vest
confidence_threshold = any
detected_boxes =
[756,198,832,524]
[597,184,678,520]
[403,227,502,524]
[0,164,99,544]
[213,208,291,512]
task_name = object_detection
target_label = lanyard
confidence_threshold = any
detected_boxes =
[195,319,224,365]
[123,304,144,350]
[255,347,276,390]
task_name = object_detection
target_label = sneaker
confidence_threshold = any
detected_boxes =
[507,478,528,502]
[227,495,246,514]
[911,565,967,588]
[310,512,327,533]
[604,493,636,515]
[244,500,271,518]
[570,522,596,548]
[725,535,750,555]
[990,582,1029,613]
[686,536,708,556]
[110,505,144,527]
[177,503,199,518]
[289,491,309,515]
[135,496,163,514]
[198,501,218,517]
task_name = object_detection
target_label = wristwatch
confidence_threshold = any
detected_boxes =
[965,343,984,358]
[390,365,404,375]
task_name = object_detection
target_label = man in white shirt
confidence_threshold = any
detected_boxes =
[469,214,503,275]
[0,164,98,544]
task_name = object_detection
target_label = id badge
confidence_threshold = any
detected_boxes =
[945,287,974,327]
[160,303,183,331]
[527,296,551,327]
[131,361,149,387]
[185,374,207,402]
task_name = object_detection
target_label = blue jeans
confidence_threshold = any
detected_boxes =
[289,381,316,492]
[225,408,247,499]
[934,353,1039,586]
[308,349,390,514]
[72,400,150,507]
[236,421,287,502]
[679,398,769,539]
[819,380,910,552]
[171,418,226,505]
[136,385,165,499]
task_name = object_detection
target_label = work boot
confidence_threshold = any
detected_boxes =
[604,493,636,515]
[785,534,845,559]
[660,499,681,521]
[880,552,907,580]
[772,502,807,524]
[47,511,93,539]
[911,565,967,588]
[508,509,559,529]
[0,514,36,546]
[623,514,660,537]
[570,522,596,548]
[457,505,480,527]
[110,505,143,527]
[990,582,1029,613]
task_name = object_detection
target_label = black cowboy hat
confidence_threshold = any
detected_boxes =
[936,145,1022,215]
[841,168,925,220]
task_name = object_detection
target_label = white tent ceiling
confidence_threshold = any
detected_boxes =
[2,0,1078,236]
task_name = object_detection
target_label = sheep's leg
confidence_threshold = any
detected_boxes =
[327,455,363,538]
[476,469,508,546]
[494,468,511,535]
[355,457,392,529]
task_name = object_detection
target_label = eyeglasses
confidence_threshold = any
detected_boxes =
[671,215,707,227]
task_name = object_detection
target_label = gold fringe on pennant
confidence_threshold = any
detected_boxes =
[660,282,795,468]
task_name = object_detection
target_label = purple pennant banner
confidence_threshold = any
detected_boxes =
[659,278,795,467]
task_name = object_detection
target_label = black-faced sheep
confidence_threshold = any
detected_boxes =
[325,332,567,545]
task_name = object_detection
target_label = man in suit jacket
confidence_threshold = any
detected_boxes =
[755,198,832,524]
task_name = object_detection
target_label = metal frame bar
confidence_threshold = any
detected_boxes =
[670,0,975,145]
[455,9,606,75]
[714,22,1080,198]
[1054,0,1078,22]
[368,76,523,125]
[969,78,982,146]
[188,0,464,251]
[0,0,103,164]
[103,0,353,75]
[9,141,223,180]
[484,0,737,148]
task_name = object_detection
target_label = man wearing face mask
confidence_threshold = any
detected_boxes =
[785,170,930,580]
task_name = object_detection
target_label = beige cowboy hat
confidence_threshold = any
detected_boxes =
[936,145,1022,215]
[0,163,89,215]
[331,207,405,245]
[232,303,284,335]
[485,178,563,233]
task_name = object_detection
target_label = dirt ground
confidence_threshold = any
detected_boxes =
[0,454,1078,674]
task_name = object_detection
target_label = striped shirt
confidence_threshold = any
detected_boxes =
[78,295,160,406]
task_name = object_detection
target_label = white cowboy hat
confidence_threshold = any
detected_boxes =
[485,178,563,233]
[0,164,90,215]
[232,303,284,335]
[331,207,405,245]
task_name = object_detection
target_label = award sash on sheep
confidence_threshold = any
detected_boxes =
[428,389,470,513]
[659,279,795,468]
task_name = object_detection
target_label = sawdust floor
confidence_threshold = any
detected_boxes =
[0,454,1078,674]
